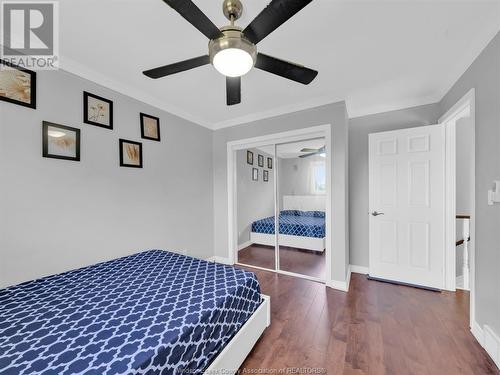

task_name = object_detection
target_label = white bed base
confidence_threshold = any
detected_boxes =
[205,294,270,374]
[249,232,325,252]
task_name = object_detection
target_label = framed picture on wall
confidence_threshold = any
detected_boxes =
[83,91,113,129]
[247,150,254,165]
[263,170,269,182]
[258,154,264,167]
[0,59,36,109]
[252,168,258,181]
[119,139,143,168]
[267,157,273,169]
[42,121,80,161]
[140,113,161,141]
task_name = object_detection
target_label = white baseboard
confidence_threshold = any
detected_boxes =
[471,321,500,369]
[471,320,484,346]
[237,241,252,251]
[484,325,500,369]
[350,264,369,275]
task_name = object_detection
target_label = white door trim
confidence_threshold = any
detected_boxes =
[226,125,333,287]
[438,88,476,327]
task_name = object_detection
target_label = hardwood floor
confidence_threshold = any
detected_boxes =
[239,270,499,375]
[238,244,325,278]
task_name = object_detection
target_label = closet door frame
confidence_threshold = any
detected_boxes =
[227,125,332,284]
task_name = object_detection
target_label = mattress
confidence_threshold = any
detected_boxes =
[251,210,325,238]
[0,250,262,375]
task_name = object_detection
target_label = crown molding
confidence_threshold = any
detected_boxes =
[59,54,346,130]
[211,94,346,130]
[59,55,213,129]
[347,96,440,120]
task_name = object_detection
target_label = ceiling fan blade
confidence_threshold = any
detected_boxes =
[255,53,318,85]
[243,0,313,44]
[299,146,325,158]
[299,152,317,158]
[143,55,210,79]
[162,0,223,40]
[226,76,241,106]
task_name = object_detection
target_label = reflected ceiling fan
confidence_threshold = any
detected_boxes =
[299,146,325,158]
[143,0,318,106]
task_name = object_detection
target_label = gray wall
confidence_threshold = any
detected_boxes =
[348,103,440,267]
[213,102,350,282]
[278,155,326,208]
[0,69,214,288]
[456,116,474,216]
[236,148,274,246]
[439,32,500,334]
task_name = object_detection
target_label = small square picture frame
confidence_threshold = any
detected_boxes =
[42,121,80,161]
[252,168,258,181]
[0,59,36,109]
[140,113,161,141]
[267,157,273,169]
[263,170,269,182]
[83,91,113,129]
[247,150,254,165]
[258,154,264,167]
[119,139,143,168]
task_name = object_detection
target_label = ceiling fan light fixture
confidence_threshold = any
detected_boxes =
[209,26,257,77]
[144,0,318,105]
[213,48,253,77]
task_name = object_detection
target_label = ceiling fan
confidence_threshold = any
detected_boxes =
[143,0,318,106]
[299,146,325,158]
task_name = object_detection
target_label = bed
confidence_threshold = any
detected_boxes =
[250,210,325,252]
[249,195,326,252]
[0,250,270,375]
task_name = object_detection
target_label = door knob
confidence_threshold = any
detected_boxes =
[371,211,384,216]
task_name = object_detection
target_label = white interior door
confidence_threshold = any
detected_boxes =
[369,125,445,289]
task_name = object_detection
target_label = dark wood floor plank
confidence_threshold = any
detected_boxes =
[238,271,499,375]
[238,244,325,279]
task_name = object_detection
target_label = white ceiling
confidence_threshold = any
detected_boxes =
[60,0,500,129]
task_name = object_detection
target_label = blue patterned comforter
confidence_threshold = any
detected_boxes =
[0,250,262,375]
[251,210,325,238]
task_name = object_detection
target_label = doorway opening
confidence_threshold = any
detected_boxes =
[439,88,476,327]
[227,126,332,283]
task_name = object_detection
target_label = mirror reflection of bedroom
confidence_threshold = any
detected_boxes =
[237,138,326,281]
[236,145,276,271]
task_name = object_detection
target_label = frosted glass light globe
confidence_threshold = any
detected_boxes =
[213,48,254,77]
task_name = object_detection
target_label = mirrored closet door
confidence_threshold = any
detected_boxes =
[235,137,327,282]
[236,145,276,271]
[276,139,326,280]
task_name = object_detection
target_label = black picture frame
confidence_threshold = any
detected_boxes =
[258,154,264,167]
[42,121,80,161]
[247,150,254,165]
[267,157,273,169]
[83,91,113,129]
[252,168,258,181]
[119,139,143,168]
[140,113,161,141]
[0,59,36,109]
[263,170,269,182]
